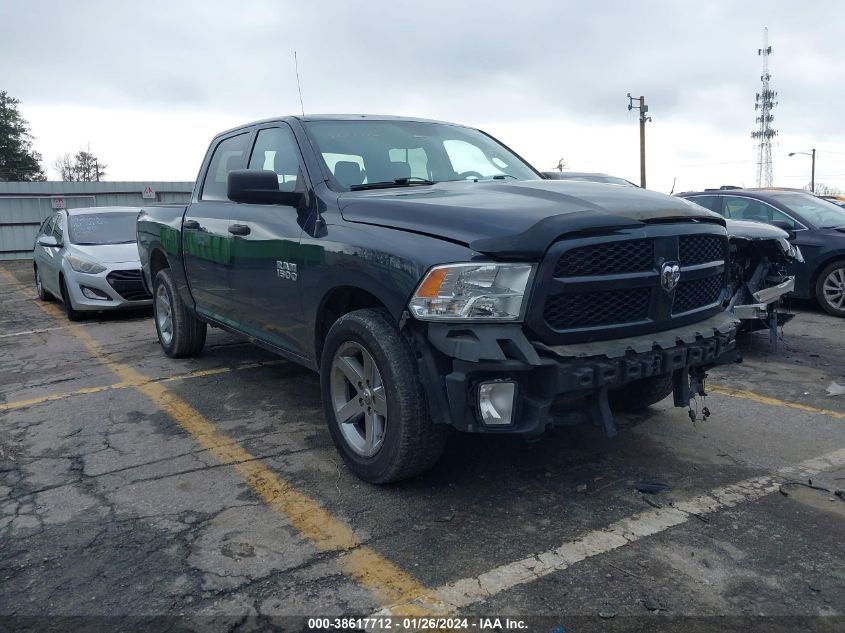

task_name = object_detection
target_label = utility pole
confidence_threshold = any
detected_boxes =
[811,148,816,193]
[627,93,651,188]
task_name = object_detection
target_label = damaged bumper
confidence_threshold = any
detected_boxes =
[411,311,739,437]
[733,276,795,325]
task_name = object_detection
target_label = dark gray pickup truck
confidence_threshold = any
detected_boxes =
[137,115,738,483]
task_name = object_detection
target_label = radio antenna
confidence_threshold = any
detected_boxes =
[294,51,305,117]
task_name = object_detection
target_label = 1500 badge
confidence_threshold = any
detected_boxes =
[277,261,298,281]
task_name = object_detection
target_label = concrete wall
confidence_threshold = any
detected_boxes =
[0,181,193,260]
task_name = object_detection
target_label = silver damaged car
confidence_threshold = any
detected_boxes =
[32,206,152,320]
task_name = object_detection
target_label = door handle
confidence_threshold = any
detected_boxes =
[184,219,201,230]
[228,224,251,236]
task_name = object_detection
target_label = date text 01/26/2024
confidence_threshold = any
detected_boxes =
[306,617,530,630]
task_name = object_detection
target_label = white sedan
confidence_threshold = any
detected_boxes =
[32,206,152,320]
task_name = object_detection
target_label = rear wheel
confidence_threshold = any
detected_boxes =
[320,308,448,483]
[816,261,845,317]
[153,268,207,357]
[34,266,51,301]
[59,277,83,321]
[609,374,674,412]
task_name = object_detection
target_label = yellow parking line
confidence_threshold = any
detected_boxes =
[709,384,845,420]
[0,365,263,413]
[0,267,443,615]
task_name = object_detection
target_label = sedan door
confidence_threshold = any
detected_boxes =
[182,131,251,324]
[226,124,310,357]
[40,212,66,295]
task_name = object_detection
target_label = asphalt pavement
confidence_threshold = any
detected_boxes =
[1,260,844,632]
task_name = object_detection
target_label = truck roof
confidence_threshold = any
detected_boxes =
[214,114,471,138]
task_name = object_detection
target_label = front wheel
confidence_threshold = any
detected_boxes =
[816,261,845,317]
[153,268,207,357]
[320,308,448,483]
[59,277,83,321]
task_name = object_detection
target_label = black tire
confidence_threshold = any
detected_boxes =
[814,260,845,318]
[609,374,674,412]
[59,277,84,321]
[319,308,448,484]
[34,265,51,301]
[153,268,207,358]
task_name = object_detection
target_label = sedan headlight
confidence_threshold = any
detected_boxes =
[776,237,804,263]
[67,254,107,274]
[408,263,533,321]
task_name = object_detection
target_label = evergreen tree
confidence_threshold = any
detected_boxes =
[0,91,45,181]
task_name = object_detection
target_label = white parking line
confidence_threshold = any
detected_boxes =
[0,326,65,339]
[378,447,845,614]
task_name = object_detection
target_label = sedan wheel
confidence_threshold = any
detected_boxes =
[329,341,388,458]
[155,283,174,346]
[822,266,845,312]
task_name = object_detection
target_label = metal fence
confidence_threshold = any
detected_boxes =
[0,181,193,260]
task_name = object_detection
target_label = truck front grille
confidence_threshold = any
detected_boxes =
[106,269,151,302]
[553,239,654,277]
[673,273,724,314]
[528,226,729,344]
[679,235,724,266]
[544,287,651,329]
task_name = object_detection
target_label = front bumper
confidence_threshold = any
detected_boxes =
[734,276,795,321]
[63,265,152,312]
[412,311,739,435]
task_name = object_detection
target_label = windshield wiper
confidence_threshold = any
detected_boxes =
[492,174,518,180]
[349,177,436,191]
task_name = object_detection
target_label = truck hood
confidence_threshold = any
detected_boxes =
[338,180,724,258]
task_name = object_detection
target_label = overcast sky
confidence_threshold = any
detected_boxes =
[2,0,845,193]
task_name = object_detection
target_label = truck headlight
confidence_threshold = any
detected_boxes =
[67,255,107,274]
[408,263,533,321]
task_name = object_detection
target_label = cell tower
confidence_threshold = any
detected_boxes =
[751,27,778,187]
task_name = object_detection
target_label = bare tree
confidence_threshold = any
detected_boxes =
[808,182,842,197]
[53,144,107,181]
[53,153,76,181]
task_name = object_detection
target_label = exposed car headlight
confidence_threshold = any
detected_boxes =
[408,263,533,321]
[776,238,804,263]
[67,254,107,274]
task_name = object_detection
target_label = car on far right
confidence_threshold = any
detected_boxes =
[678,188,845,317]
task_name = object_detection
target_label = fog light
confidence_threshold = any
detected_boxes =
[81,286,110,300]
[478,381,517,426]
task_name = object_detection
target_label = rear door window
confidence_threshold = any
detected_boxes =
[686,195,721,214]
[201,133,250,201]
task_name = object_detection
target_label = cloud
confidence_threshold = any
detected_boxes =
[2,0,844,190]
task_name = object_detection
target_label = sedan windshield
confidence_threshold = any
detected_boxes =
[304,119,540,190]
[68,212,138,245]
[767,192,845,228]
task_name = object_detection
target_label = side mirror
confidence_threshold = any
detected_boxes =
[227,169,303,207]
[38,235,58,247]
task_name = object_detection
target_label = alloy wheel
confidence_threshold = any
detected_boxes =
[155,284,174,346]
[822,267,845,311]
[329,341,388,457]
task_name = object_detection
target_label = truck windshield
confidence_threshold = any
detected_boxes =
[68,212,138,245]
[304,120,541,190]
